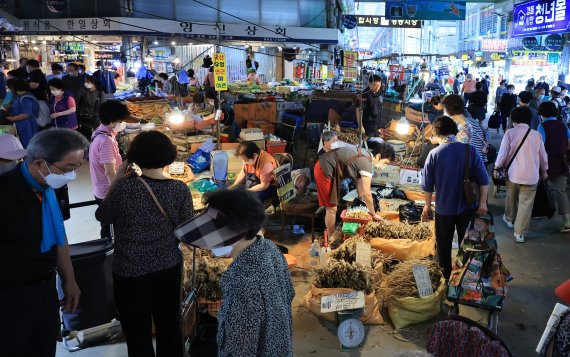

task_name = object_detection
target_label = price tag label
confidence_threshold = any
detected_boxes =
[412,264,434,298]
[321,291,365,313]
[355,242,371,267]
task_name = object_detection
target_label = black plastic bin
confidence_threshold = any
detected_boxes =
[57,237,115,334]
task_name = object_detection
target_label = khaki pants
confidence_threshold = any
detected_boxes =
[505,180,537,235]
[549,175,570,216]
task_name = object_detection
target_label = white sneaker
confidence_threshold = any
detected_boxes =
[514,233,525,243]
[503,214,514,229]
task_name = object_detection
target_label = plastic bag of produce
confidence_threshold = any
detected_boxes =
[300,287,384,325]
[387,278,446,330]
[188,149,210,173]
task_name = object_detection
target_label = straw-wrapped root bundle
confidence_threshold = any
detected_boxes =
[181,245,231,301]
[329,235,390,268]
[365,220,432,241]
[381,258,443,301]
[313,259,374,294]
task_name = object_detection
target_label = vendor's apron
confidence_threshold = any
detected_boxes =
[245,158,261,189]
[329,148,372,205]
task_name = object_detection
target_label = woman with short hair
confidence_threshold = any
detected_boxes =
[230,141,278,202]
[96,130,194,357]
[48,78,78,130]
[76,75,106,138]
[5,78,39,148]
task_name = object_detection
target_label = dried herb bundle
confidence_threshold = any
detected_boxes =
[313,259,374,294]
[181,245,231,301]
[329,235,387,268]
[365,220,432,241]
[335,129,360,145]
[381,258,443,300]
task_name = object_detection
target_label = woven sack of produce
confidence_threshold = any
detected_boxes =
[367,213,436,261]
[387,277,446,330]
[300,287,384,325]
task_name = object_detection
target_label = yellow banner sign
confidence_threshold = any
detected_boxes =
[213,52,228,91]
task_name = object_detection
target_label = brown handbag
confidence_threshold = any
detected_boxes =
[463,144,480,204]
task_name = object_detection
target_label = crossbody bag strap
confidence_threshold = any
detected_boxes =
[506,128,531,170]
[464,144,471,182]
[137,177,174,227]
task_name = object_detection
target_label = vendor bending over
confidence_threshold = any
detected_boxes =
[231,141,278,202]
[315,131,389,237]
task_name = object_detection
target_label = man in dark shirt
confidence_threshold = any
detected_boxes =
[25,59,48,101]
[62,62,85,98]
[0,129,88,356]
[11,58,29,79]
[361,75,383,137]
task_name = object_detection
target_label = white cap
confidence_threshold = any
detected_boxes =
[0,134,27,160]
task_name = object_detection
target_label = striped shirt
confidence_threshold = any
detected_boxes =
[89,124,122,199]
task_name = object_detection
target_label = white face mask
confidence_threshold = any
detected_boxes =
[51,90,62,97]
[211,243,235,257]
[41,161,77,189]
[114,122,127,133]
[330,142,340,150]
[84,83,94,89]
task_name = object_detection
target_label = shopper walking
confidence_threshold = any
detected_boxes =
[536,101,570,232]
[442,94,487,162]
[468,82,488,124]
[453,74,461,94]
[499,84,517,133]
[76,75,106,138]
[461,74,477,105]
[5,78,39,148]
[495,80,508,109]
[46,63,64,82]
[0,129,86,357]
[48,78,78,129]
[176,189,294,357]
[96,131,194,357]
[530,87,547,110]
[518,91,541,130]
[11,58,28,79]
[25,59,47,101]
[421,116,489,278]
[62,63,86,99]
[495,107,548,243]
[535,76,550,94]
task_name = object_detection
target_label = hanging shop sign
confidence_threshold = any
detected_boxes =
[481,39,508,52]
[15,18,341,44]
[438,66,450,77]
[56,42,84,52]
[353,15,422,28]
[461,54,470,60]
[344,51,358,68]
[512,0,570,38]
[545,34,564,50]
[385,1,466,20]
[94,51,121,60]
[511,50,562,61]
[491,52,507,61]
[213,52,228,92]
[522,36,540,49]
[474,51,484,57]
[343,15,358,30]
[548,52,560,63]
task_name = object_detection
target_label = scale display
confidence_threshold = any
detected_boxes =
[337,318,365,349]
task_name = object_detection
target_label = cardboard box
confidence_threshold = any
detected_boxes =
[234,103,256,128]
[247,121,275,135]
[255,102,277,123]
[221,143,240,151]
[238,139,265,150]
[210,150,243,176]
[372,164,400,185]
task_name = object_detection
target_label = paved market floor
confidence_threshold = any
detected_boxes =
[57,130,569,357]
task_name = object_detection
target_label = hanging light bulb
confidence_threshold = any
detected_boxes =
[42,40,47,45]
[173,57,180,64]
[167,107,185,125]
[171,41,176,46]
[24,39,29,43]
[33,46,39,51]
[396,117,411,135]
[153,40,159,45]
[277,46,283,51]
[31,39,36,44]
[260,44,265,49]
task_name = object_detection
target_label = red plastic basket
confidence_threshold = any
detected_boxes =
[340,209,372,224]
[266,140,287,154]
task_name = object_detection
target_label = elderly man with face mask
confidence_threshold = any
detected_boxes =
[315,131,388,238]
[0,129,87,356]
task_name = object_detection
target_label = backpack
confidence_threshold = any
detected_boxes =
[20,95,51,127]
[552,98,570,122]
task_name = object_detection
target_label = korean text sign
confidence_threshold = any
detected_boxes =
[213,53,228,92]
[512,0,570,37]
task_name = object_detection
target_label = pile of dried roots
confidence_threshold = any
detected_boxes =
[181,244,231,301]
[381,258,442,300]
[329,235,390,268]
[379,199,410,212]
[365,220,432,241]
[313,259,374,294]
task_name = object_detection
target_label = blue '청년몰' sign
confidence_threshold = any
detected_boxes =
[512,0,570,38]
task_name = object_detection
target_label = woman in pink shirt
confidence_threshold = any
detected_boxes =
[89,100,128,238]
[461,74,477,106]
[495,106,548,243]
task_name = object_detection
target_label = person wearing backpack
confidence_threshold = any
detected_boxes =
[5,78,39,148]
[47,78,78,130]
